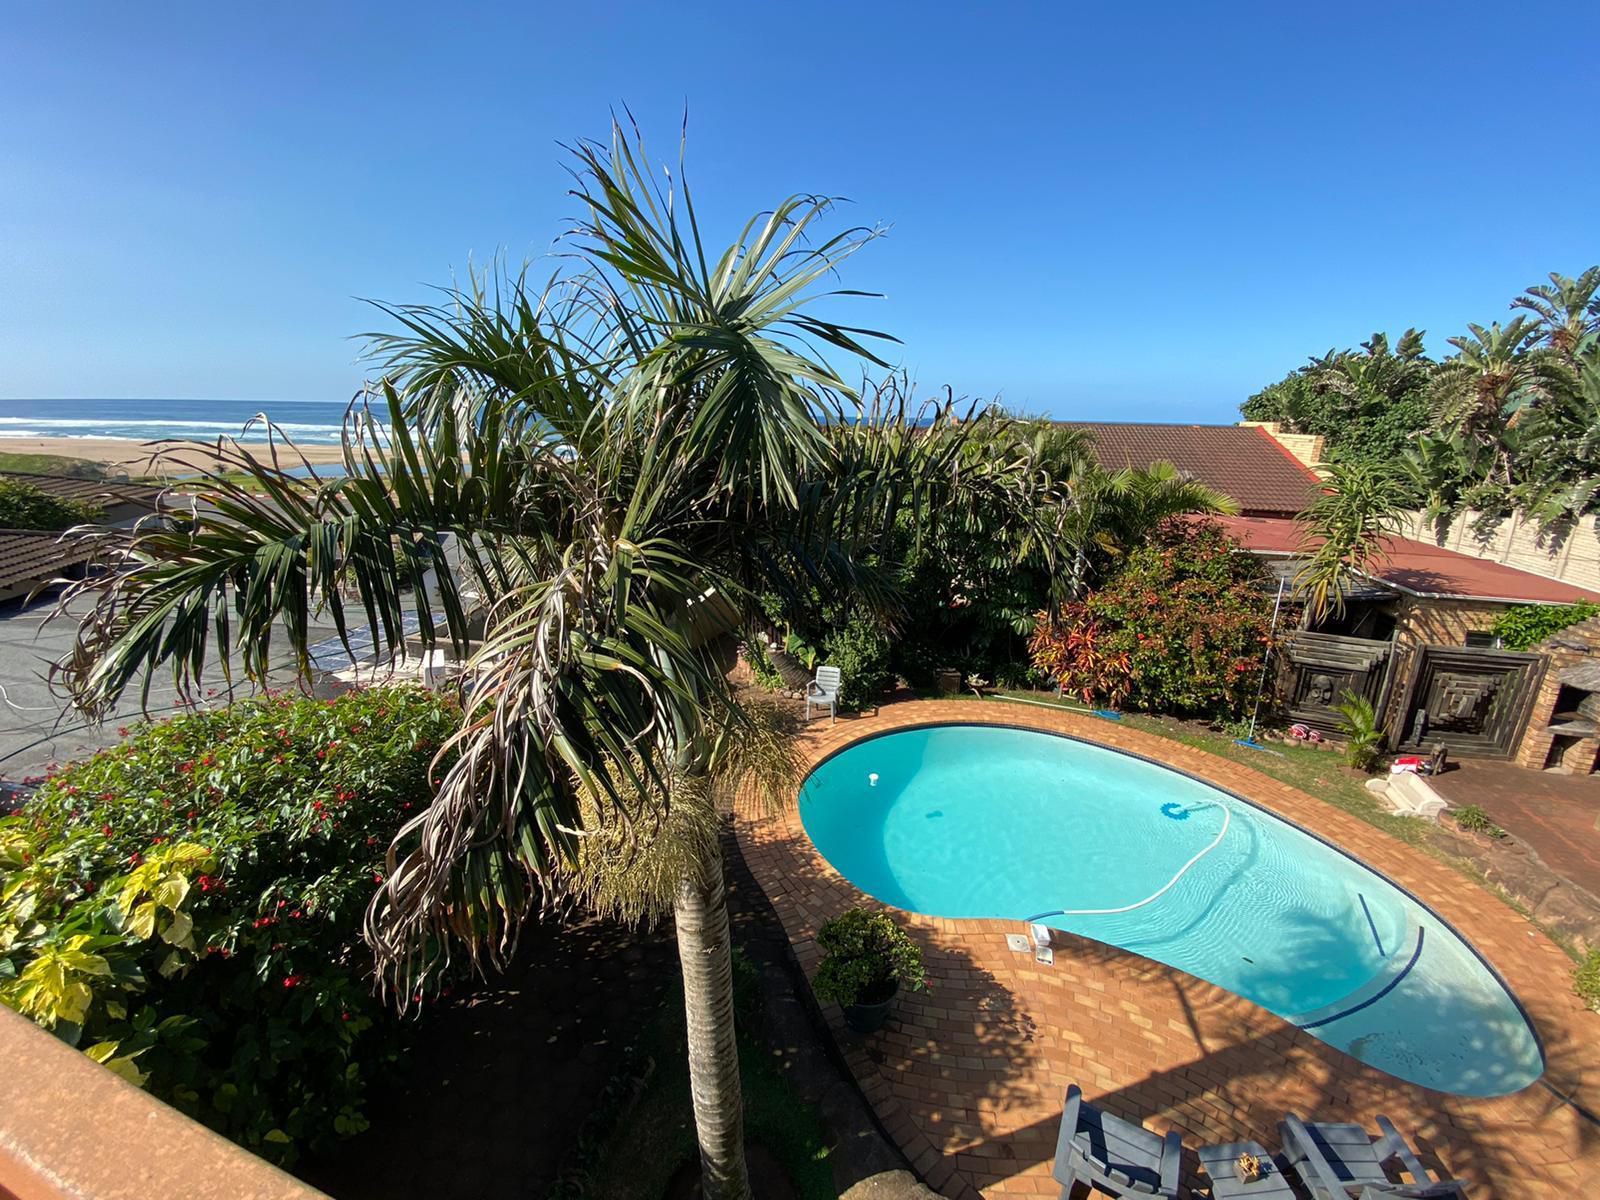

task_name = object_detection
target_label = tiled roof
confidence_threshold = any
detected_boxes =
[0,471,162,514]
[1211,514,1600,606]
[0,530,94,592]
[1061,422,1321,516]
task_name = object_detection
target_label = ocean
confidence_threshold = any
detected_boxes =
[0,398,353,444]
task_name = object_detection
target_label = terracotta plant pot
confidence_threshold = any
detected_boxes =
[843,980,899,1032]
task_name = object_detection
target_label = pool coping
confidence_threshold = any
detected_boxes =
[735,699,1600,1200]
[796,718,1547,1078]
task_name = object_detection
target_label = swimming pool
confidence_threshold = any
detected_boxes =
[798,723,1543,1097]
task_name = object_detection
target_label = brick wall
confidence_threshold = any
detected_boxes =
[1392,596,1502,647]
[1239,421,1327,474]
[1513,613,1600,774]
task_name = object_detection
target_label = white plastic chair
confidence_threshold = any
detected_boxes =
[806,665,842,724]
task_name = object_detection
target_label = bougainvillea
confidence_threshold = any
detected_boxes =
[1029,520,1280,718]
[0,686,459,1163]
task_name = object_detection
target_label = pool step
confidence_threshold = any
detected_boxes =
[1283,912,1426,1032]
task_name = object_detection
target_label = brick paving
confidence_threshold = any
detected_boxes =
[1431,760,1600,898]
[737,700,1600,1199]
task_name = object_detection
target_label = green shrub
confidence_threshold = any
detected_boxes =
[0,477,104,530]
[783,631,820,671]
[1450,805,1505,837]
[1028,521,1277,719]
[1489,601,1600,650]
[1575,949,1600,1012]
[0,686,459,1163]
[743,639,785,692]
[811,908,926,1008]
[823,612,892,712]
[1333,691,1384,772]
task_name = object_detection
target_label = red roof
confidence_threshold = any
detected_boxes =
[1062,422,1320,516]
[1212,515,1600,606]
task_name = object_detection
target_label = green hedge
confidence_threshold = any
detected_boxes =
[1489,601,1599,650]
[0,477,104,530]
[823,613,892,711]
[0,686,459,1163]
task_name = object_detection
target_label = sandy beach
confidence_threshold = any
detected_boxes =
[0,435,350,478]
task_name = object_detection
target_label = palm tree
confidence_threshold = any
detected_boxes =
[1512,333,1600,531]
[53,123,1051,1200]
[1294,459,1416,623]
[1512,267,1600,359]
[1056,460,1236,597]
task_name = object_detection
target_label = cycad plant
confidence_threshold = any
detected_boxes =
[52,123,1051,1199]
[1429,319,1566,458]
[1333,690,1384,772]
[1512,267,1600,360]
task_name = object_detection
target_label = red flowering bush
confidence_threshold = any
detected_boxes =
[1029,520,1280,718]
[0,686,459,1163]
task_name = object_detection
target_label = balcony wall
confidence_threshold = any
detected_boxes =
[0,1005,327,1200]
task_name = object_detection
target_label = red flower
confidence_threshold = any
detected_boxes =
[102,824,113,837]
[282,975,304,989]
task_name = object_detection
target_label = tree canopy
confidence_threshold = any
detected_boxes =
[1241,267,1600,543]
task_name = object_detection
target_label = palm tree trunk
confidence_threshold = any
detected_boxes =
[673,845,750,1200]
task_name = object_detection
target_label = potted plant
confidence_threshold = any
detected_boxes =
[812,908,927,1032]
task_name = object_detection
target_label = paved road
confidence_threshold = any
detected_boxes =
[0,591,364,787]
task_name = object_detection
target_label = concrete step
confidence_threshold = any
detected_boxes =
[1365,771,1447,821]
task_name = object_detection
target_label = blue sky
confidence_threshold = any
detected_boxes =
[3,2,1597,421]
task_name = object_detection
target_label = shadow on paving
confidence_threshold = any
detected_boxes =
[723,823,927,1196]
[297,913,679,1200]
[747,804,1600,1199]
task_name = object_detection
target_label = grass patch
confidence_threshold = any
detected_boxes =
[1449,804,1505,838]
[0,450,110,479]
[564,965,832,1200]
[1574,949,1600,1012]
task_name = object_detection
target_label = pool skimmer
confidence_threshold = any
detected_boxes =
[1006,927,1056,966]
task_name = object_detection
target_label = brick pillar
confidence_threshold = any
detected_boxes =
[1513,613,1600,772]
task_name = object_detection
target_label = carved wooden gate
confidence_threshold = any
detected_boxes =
[1393,645,1545,758]
[1282,631,1393,735]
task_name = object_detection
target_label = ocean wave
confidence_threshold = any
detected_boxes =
[0,417,344,434]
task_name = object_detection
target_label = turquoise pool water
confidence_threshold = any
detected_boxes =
[798,724,1543,1097]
